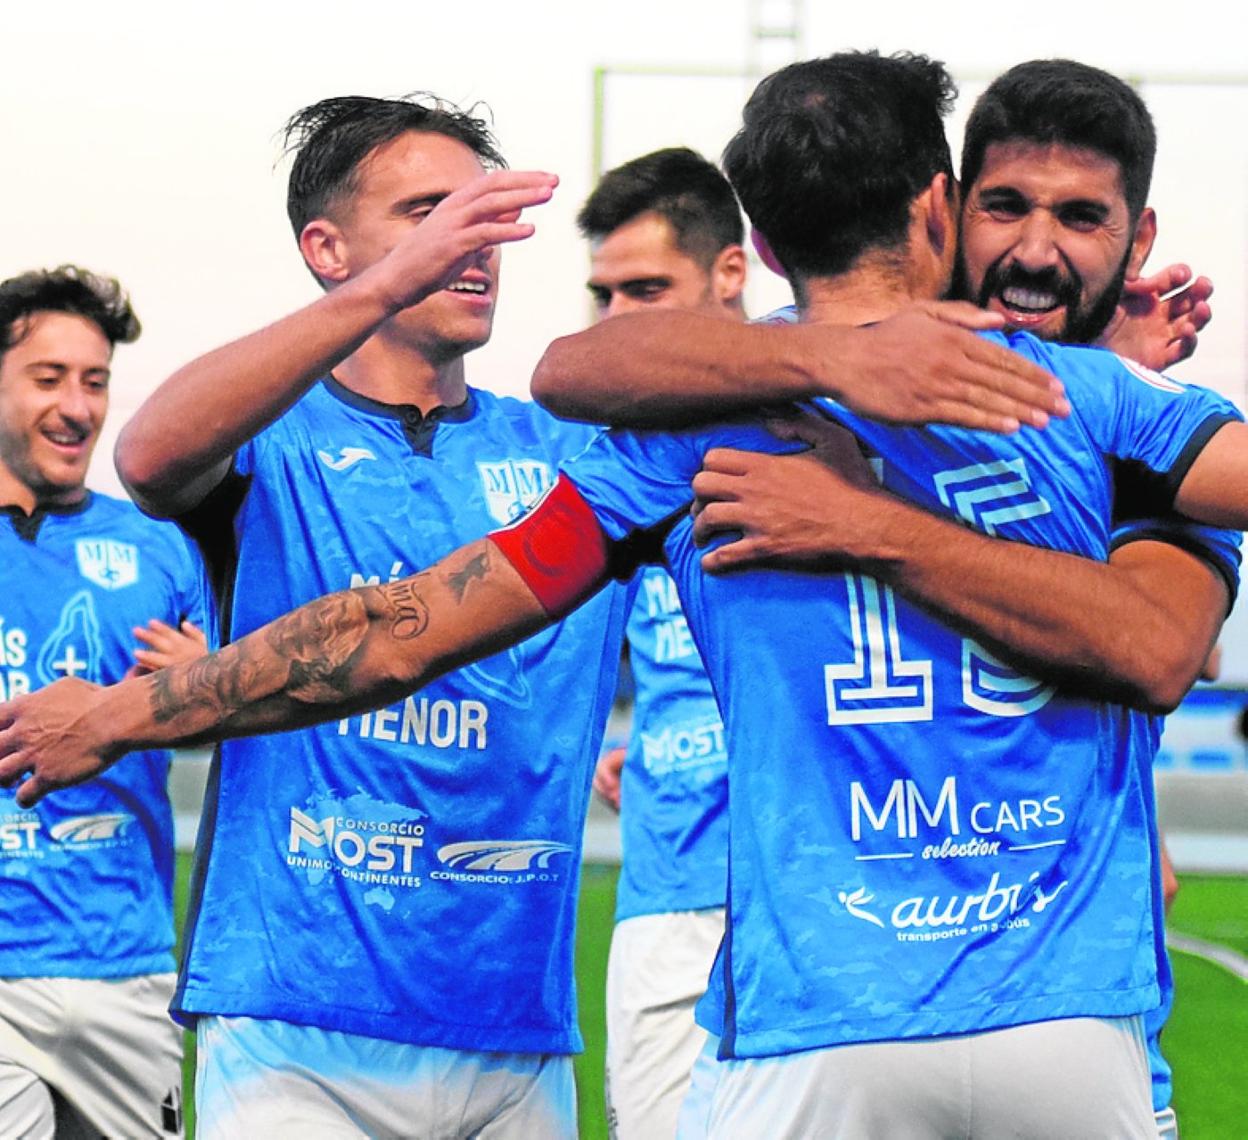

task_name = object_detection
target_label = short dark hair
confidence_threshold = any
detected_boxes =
[577,147,743,267]
[961,60,1156,220]
[284,93,507,237]
[0,265,140,356]
[722,51,956,282]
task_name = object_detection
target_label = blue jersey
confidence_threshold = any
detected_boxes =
[562,331,1241,1058]
[610,304,801,923]
[174,379,628,1054]
[1112,515,1240,607]
[615,566,728,921]
[0,493,207,977]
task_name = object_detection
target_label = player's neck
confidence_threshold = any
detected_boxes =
[334,334,468,412]
[0,467,34,513]
[0,464,83,515]
[797,257,935,328]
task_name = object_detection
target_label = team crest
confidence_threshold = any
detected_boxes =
[477,459,553,525]
[75,538,139,590]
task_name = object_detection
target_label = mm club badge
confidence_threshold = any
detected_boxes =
[74,539,139,590]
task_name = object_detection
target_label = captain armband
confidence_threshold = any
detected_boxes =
[488,476,611,617]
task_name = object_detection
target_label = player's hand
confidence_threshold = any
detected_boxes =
[0,680,118,807]
[593,746,625,812]
[692,412,885,574]
[1098,264,1213,371]
[829,301,1069,433]
[129,619,209,677]
[366,170,559,313]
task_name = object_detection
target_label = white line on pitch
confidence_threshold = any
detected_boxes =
[1168,932,1248,982]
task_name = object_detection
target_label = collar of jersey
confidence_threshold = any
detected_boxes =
[321,374,476,426]
[1,491,93,542]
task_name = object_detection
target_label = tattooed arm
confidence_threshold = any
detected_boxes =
[0,526,605,806]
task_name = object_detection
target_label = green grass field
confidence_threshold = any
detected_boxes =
[173,859,1247,1138]
[1166,875,1248,1139]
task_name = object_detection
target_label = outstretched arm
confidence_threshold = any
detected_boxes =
[532,301,1068,434]
[691,422,1229,713]
[117,171,558,516]
[0,479,611,805]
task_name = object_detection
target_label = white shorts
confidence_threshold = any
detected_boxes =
[605,908,724,1139]
[679,1015,1154,1139]
[0,973,183,1139]
[195,1015,576,1140]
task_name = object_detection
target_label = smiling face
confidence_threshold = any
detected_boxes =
[0,310,112,510]
[325,130,500,362]
[957,140,1153,343]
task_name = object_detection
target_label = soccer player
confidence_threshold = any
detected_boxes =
[579,147,745,1137]
[4,52,1247,1137]
[0,266,207,1139]
[954,60,1223,1140]
[106,95,635,1140]
[542,64,1229,1135]
[658,60,1228,1137]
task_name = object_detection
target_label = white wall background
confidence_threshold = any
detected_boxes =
[2,0,1245,498]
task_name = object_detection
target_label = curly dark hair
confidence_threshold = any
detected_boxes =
[0,265,140,355]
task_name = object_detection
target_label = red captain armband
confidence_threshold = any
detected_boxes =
[488,476,611,617]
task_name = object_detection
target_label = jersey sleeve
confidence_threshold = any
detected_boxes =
[1110,516,1242,609]
[1068,350,1243,510]
[755,304,800,326]
[558,419,803,544]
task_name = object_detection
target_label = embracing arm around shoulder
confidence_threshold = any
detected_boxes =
[532,302,1066,434]
[692,426,1229,713]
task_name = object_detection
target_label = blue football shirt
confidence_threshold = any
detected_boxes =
[615,566,729,921]
[0,493,208,977]
[174,380,629,1053]
[562,331,1241,1057]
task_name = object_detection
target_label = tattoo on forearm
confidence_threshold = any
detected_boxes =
[148,591,371,728]
[143,543,503,741]
[381,579,430,640]
[443,547,490,601]
[264,592,370,701]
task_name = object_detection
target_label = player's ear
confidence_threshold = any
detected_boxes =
[750,228,786,279]
[710,244,748,306]
[919,172,956,259]
[1127,207,1157,279]
[299,218,351,286]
